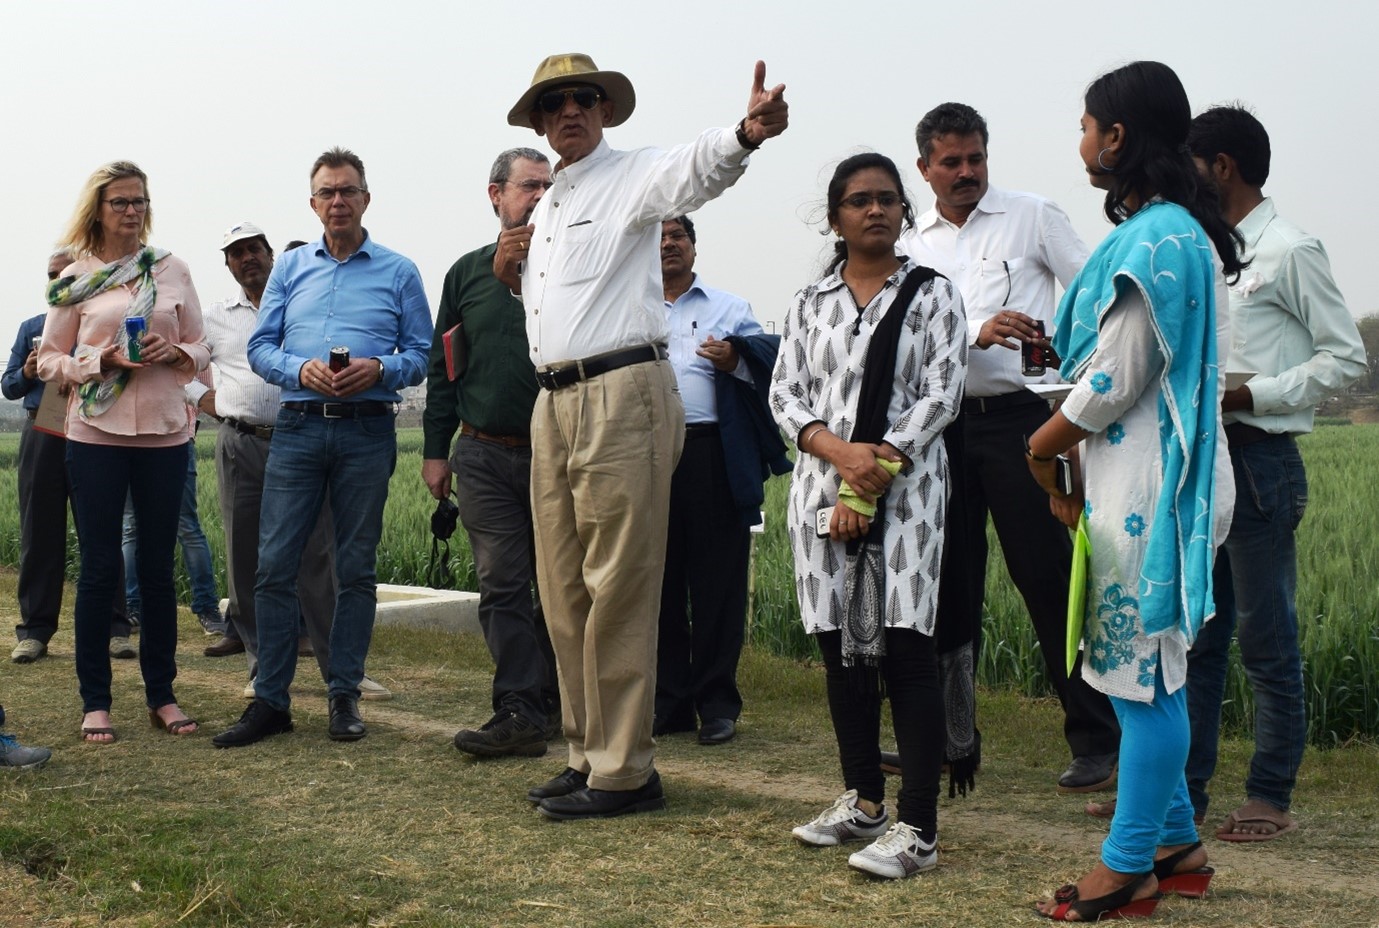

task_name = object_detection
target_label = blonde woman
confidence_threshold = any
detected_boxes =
[38,161,209,743]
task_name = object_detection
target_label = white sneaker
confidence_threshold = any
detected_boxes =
[358,675,392,701]
[10,639,47,663]
[243,681,256,699]
[847,822,938,879]
[792,789,889,847]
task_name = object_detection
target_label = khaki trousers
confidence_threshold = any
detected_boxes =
[530,359,684,790]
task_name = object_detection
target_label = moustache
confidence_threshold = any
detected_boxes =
[953,179,979,190]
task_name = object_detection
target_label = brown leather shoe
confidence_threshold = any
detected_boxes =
[204,635,245,657]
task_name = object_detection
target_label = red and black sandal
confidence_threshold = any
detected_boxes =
[1039,872,1160,921]
[1153,841,1214,899]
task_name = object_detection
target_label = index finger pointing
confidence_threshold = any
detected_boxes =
[751,60,766,96]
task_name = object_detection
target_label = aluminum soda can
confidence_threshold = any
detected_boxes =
[1022,319,1046,377]
[125,317,147,362]
[329,346,350,372]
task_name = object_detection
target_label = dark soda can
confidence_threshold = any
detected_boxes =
[1022,319,1046,377]
[329,346,350,372]
[125,317,147,362]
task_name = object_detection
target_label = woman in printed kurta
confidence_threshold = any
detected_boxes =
[1025,63,1246,921]
[770,153,966,880]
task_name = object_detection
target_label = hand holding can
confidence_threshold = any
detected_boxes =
[125,317,147,362]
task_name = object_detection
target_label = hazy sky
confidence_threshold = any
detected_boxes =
[3,1,1371,349]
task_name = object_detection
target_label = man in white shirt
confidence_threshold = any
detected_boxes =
[495,53,787,819]
[188,223,337,698]
[897,102,1121,792]
[1185,106,1364,841]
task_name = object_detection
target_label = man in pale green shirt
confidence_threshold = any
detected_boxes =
[1184,105,1364,842]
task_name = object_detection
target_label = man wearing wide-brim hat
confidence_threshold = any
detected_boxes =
[496,52,787,821]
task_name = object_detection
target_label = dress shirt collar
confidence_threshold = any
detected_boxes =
[667,273,707,305]
[222,287,257,312]
[915,184,1013,233]
[312,230,376,262]
[1234,197,1277,250]
[555,138,613,180]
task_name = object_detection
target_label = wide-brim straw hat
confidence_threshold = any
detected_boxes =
[507,53,635,128]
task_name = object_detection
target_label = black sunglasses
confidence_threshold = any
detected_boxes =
[537,87,603,114]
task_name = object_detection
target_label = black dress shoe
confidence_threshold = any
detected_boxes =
[1058,752,1118,793]
[697,718,737,745]
[204,635,245,657]
[328,695,367,742]
[538,770,666,820]
[527,767,588,803]
[652,715,695,738]
[212,700,293,748]
[880,750,902,776]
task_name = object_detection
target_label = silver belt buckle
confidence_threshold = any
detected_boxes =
[321,403,344,419]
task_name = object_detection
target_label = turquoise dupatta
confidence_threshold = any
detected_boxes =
[1052,202,1219,644]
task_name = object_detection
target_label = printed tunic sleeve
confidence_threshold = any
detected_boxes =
[1061,287,1163,434]
[769,286,819,442]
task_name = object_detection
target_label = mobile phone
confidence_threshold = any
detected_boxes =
[1054,455,1073,496]
[816,506,835,538]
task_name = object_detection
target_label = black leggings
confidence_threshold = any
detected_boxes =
[817,627,943,840]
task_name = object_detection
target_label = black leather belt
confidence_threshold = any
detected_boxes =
[535,344,668,391]
[962,390,1046,415]
[684,422,719,438]
[26,409,37,420]
[223,417,274,439]
[281,400,396,418]
[460,422,530,448]
[1225,422,1283,448]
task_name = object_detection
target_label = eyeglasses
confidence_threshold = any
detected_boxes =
[312,185,366,201]
[661,230,691,243]
[839,192,901,210]
[506,179,554,193]
[537,87,602,114]
[104,197,150,213]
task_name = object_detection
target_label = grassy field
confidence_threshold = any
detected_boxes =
[0,423,1376,744]
[1,574,1377,927]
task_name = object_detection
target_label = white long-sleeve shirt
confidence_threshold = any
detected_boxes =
[520,131,752,366]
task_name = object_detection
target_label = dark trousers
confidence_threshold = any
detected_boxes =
[818,627,943,838]
[451,433,557,727]
[14,419,131,642]
[216,423,334,682]
[67,441,187,712]
[655,428,750,727]
[956,400,1120,758]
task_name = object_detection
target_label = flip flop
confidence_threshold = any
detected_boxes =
[1215,800,1297,842]
[149,709,199,736]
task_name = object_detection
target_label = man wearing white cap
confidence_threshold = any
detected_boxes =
[495,53,787,820]
[186,223,339,697]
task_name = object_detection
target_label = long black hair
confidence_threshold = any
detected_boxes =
[1085,61,1245,279]
[825,152,915,275]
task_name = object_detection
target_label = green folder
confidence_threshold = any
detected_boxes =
[1066,513,1092,676]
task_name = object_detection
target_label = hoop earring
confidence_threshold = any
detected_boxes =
[1096,148,1115,173]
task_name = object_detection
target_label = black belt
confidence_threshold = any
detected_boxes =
[1225,422,1285,448]
[535,344,667,391]
[962,389,1046,415]
[684,422,719,438]
[223,417,274,440]
[460,422,530,448]
[281,400,396,418]
[26,409,37,420]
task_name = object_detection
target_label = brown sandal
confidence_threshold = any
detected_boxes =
[80,726,117,743]
[149,708,199,735]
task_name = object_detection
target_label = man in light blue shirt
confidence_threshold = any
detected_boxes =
[215,147,432,748]
[1183,106,1364,840]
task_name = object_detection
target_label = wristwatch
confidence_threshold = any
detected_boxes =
[376,358,385,384]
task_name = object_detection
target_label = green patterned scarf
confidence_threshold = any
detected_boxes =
[47,246,169,419]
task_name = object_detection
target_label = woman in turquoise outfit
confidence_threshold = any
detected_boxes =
[1025,61,1245,921]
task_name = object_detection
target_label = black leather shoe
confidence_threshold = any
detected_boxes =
[527,767,588,803]
[880,750,902,776]
[328,695,367,742]
[538,770,666,820]
[697,718,737,745]
[212,700,293,748]
[1058,753,1118,793]
[652,715,695,738]
[204,635,245,657]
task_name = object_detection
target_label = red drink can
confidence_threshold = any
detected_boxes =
[1022,320,1046,377]
[329,346,350,372]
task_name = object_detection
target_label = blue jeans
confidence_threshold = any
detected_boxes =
[121,443,219,616]
[68,441,189,713]
[252,408,396,710]
[1186,435,1308,817]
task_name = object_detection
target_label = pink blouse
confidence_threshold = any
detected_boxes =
[37,252,209,448]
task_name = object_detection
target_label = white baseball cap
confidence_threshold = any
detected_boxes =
[220,221,268,251]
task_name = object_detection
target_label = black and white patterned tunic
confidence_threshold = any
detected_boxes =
[770,259,967,636]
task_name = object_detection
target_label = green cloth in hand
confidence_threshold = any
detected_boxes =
[837,457,902,517]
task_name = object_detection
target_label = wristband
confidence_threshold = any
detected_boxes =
[735,118,761,151]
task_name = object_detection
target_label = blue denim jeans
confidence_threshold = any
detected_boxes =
[252,408,396,710]
[121,443,219,616]
[1186,435,1308,817]
[68,441,189,713]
